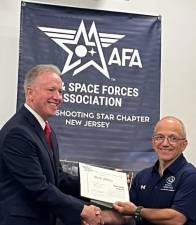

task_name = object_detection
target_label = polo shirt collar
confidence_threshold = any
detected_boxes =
[152,154,187,175]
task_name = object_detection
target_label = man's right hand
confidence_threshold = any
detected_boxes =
[113,201,137,216]
[81,205,104,225]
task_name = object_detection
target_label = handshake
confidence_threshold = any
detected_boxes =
[80,203,135,225]
[80,205,104,225]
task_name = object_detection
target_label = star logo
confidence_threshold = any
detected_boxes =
[38,20,125,79]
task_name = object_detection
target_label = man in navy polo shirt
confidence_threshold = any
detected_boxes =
[113,116,196,225]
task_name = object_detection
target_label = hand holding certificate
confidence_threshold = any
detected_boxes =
[79,163,130,208]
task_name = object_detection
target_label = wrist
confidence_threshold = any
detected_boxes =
[134,206,143,222]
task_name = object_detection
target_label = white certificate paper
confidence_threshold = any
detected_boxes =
[79,163,130,207]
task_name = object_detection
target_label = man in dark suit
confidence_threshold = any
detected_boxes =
[0,64,103,225]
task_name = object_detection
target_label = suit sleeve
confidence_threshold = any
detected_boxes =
[2,127,84,225]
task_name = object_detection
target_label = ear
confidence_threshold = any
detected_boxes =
[181,139,188,152]
[26,87,33,101]
[152,138,156,149]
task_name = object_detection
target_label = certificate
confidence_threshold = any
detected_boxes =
[79,163,130,208]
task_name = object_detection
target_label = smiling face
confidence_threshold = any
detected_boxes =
[26,70,63,121]
[152,117,188,167]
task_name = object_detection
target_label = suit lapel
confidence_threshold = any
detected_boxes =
[21,106,58,182]
[51,132,59,169]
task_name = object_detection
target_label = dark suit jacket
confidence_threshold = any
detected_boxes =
[0,106,84,225]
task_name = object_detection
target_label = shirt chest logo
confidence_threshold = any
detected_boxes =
[140,185,146,190]
[160,176,175,192]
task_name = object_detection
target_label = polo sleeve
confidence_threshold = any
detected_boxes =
[129,172,141,205]
[172,172,196,221]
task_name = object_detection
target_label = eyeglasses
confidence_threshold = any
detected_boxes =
[152,135,185,144]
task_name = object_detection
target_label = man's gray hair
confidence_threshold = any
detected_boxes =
[23,64,61,95]
[154,116,187,138]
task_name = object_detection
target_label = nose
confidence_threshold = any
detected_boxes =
[161,137,170,146]
[53,90,63,101]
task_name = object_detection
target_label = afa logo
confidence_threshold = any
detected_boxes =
[38,20,142,79]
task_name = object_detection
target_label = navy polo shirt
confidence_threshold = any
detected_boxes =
[130,154,196,225]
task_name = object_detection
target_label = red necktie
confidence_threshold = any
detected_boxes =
[44,121,52,147]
